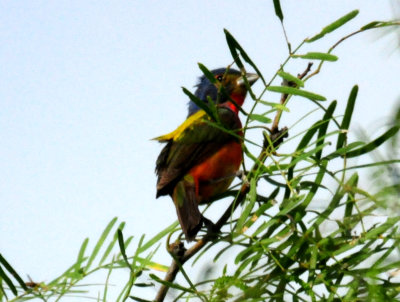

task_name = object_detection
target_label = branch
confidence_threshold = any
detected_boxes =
[154,63,313,302]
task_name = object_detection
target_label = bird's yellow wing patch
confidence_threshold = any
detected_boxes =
[153,110,207,142]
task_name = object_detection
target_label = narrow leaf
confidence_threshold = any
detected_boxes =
[130,295,154,302]
[346,126,400,158]
[138,221,179,254]
[248,114,272,124]
[300,159,328,210]
[359,21,398,31]
[284,120,321,199]
[99,222,126,266]
[361,21,381,30]
[292,52,338,62]
[316,100,337,159]
[198,63,216,84]
[182,87,217,121]
[277,71,304,87]
[325,141,364,160]
[0,254,27,291]
[267,86,326,101]
[236,178,257,233]
[224,29,266,84]
[149,274,196,293]
[307,10,359,42]
[0,266,17,296]
[224,29,243,69]
[258,100,290,111]
[75,238,89,274]
[336,85,358,149]
[273,0,284,21]
[245,203,273,231]
[85,217,117,271]
[363,217,400,240]
[117,229,134,274]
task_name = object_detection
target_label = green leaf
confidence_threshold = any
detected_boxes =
[182,87,217,121]
[236,178,257,233]
[206,95,220,122]
[360,21,397,31]
[346,126,400,158]
[258,100,290,111]
[292,52,338,62]
[277,71,304,87]
[361,21,381,30]
[343,174,358,237]
[74,237,89,274]
[122,235,134,255]
[311,173,358,233]
[198,62,217,84]
[138,221,179,254]
[336,85,358,149]
[0,253,28,294]
[117,229,134,274]
[224,29,243,69]
[85,217,117,271]
[371,238,400,270]
[284,120,321,199]
[99,222,125,266]
[129,294,154,302]
[316,100,337,159]
[334,159,400,175]
[325,141,364,160]
[130,295,154,302]
[224,29,266,85]
[307,10,359,42]
[149,273,196,293]
[103,255,113,302]
[0,266,17,296]
[299,159,328,210]
[364,217,400,240]
[310,244,318,270]
[248,114,272,124]
[273,0,284,21]
[197,64,223,117]
[243,203,273,231]
[267,86,326,101]
[132,234,145,269]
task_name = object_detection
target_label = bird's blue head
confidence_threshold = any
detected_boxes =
[187,68,259,117]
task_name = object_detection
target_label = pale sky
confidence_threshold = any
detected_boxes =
[1,1,399,300]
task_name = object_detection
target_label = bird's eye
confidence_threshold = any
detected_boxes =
[216,75,223,82]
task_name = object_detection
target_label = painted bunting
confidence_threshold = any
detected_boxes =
[155,68,259,241]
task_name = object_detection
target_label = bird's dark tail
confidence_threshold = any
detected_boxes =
[172,179,203,241]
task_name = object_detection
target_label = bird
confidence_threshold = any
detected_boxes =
[154,68,259,241]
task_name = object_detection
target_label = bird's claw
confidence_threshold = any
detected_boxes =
[167,241,186,260]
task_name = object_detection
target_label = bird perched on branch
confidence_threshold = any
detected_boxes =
[155,68,259,241]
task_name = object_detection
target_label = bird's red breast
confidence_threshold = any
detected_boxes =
[189,139,242,203]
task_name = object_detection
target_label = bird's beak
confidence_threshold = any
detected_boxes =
[237,73,259,87]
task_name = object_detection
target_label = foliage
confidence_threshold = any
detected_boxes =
[1,3,400,302]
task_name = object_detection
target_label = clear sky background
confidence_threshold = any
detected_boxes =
[1,1,399,300]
